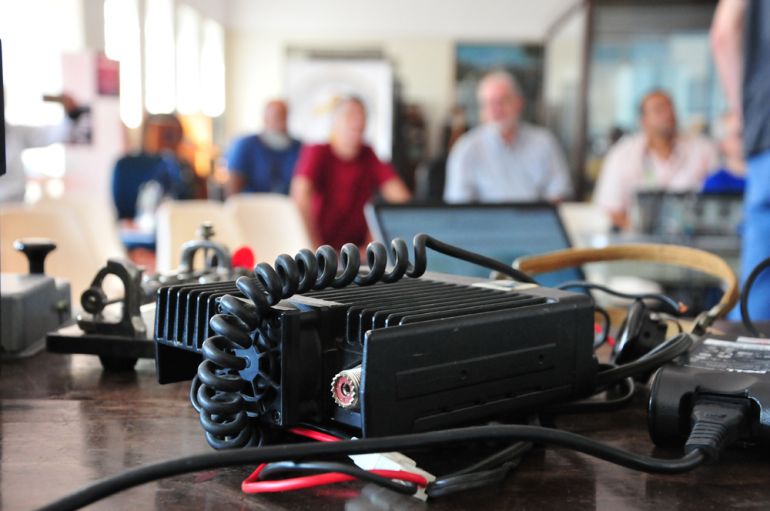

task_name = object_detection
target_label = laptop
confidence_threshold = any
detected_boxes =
[365,202,583,287]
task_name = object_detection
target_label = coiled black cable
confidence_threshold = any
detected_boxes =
[189,277,288,449]
[252,235,536,307]
[191,234,539,449]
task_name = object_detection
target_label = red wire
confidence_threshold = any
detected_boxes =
[242,465,428,493]
[595,322,616,347]
[241,426,428,494]
[288,426,341,443]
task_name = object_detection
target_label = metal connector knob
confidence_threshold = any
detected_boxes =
[13,238,56,275]
[331,366,362,410]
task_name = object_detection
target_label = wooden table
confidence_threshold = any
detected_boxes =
[2,333,770,510]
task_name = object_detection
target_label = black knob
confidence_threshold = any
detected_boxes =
[13,238,56,275]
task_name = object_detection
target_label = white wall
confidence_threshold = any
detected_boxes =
[222,0,578,158]
[226,34,454,156]
[226,0,576,40]
[177,0,229,23]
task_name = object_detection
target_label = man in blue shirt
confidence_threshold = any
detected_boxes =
[112,114,195,220]
[226,99,302,195]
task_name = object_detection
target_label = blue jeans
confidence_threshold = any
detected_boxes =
[737,149,770,321]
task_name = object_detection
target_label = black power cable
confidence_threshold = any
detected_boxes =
[427,440,533,498]
[557,280,684,315]
[543,376,636,415]
[38,424,708,511]
[740,255,770,337]
[427,461,519,498]
[596,332,693,387]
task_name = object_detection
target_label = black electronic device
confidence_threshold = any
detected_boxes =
[47,258,155,371]
[649,334,770,450]
[42,239,755,510]
[1,239,71,358]
[155,237,597,448]
[46,223,247,370]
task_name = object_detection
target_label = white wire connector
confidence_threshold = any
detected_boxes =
[349,451,436,501]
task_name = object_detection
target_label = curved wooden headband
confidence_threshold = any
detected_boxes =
[514,243,739,334]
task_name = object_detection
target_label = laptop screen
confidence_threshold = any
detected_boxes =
[365,203,583,288]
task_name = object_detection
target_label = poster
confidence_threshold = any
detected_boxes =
[286,58,394,160]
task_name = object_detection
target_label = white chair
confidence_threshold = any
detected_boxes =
[155,200,239,272]
[558,201,612,248]
[0,203,104,300]
[35,193,126,264]
[224,193,311,265]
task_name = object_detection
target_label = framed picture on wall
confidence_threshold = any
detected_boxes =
[455,43,544,128]
[286,57,394,160]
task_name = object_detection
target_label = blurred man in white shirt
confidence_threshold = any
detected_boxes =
[444,71,571,203]
[593,90,719,229]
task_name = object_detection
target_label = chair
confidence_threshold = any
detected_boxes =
[0,204,104,301]
[224,193,311,264]
[558,201,612,248]
[155,200,239,272]
[35,194,125,264]
[111,153,172,220]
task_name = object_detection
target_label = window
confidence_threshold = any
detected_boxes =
[200,19,225,118]
[176,4,201,114]
[144,0,176,114]
[104,0,143,128]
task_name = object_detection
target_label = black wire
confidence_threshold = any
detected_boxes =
[557,281,682,316]
[542,377,636,414]
[262,439,533,498]
[37,424,707,511]
[740,255,770,338]
[655,314,683,334]
[427,462,519,498]
[420,235,538,284]
[596,333,693,387]
[442,441,533,477]
[425,441,533,497]
[424,417,537,497]
[257,461,418,495]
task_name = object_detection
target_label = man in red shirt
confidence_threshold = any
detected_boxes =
[291,96,411,248]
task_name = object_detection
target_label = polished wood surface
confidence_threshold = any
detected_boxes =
[2,334,770,510]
